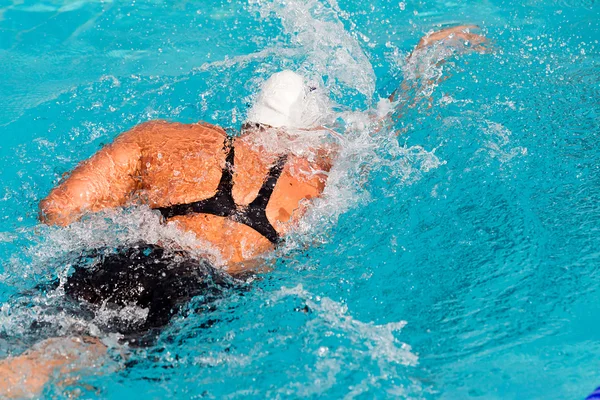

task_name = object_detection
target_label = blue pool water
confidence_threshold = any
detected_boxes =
[1,0,599,398]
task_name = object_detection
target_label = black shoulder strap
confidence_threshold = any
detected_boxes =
[248,155,288,210]
[155,136,288,245]
[237,154,288,244]
[214,135,235,198]
[157,136,236,219]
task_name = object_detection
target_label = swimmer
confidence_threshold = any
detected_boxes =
[0,25,487,398]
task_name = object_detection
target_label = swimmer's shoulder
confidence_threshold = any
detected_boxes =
[120,119,227,148]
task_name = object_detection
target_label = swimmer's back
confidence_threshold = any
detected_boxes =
[130,120,328,220]
[132,120,229,207]
[40,120,331,266]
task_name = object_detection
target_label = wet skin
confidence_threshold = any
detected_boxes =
[39,121,333,272]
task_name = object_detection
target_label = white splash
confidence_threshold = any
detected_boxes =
[270,284,418,397]
[37,206,223,268]
[480,119,528,163]
[0,232,16,243]
[249,0,376,99]
[272,284,418,366]
[93,302,150,327]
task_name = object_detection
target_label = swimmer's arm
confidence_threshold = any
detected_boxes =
[0,337,106,398]
[415,25,488,53]
[388,25,489,103]
[373,24,490,132]
[39,125,145,226]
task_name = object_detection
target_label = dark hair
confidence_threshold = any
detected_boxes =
[241,122,270,131]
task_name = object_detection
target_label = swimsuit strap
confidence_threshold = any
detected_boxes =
[156,136,236,219]
[214,135,235,197]
[238,154,288,244]
[154,135,287,245]
[249,154,288,210]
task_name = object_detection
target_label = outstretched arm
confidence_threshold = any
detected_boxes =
[362,25,489,133]
[39,124,146,226]
[389,24,489,102]
[415,25,487,54]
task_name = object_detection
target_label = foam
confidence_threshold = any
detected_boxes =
[270,285,418,396]
[271,285,417,366]
[249,0,376,99]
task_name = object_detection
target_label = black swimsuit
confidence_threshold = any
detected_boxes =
[154,136,288,244]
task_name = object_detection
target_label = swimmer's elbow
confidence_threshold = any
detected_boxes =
[39,198,62,226]
[38,196,78,226]
[125,120,169,142]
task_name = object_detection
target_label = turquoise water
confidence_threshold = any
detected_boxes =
[1,0,599,398]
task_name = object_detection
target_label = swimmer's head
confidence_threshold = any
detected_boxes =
[246,70,306,129]
[246,70,330,130]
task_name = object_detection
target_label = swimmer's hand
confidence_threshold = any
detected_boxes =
[415,25,489,54]
[386,25,491,112]
[0,337,106,398]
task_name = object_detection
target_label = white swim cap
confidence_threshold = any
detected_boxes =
[247,70,307,128]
